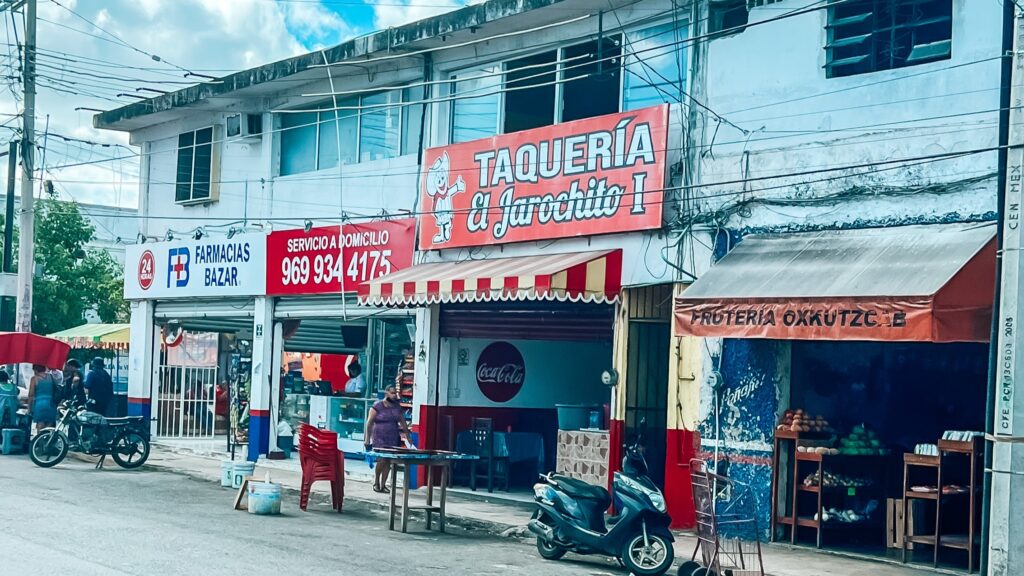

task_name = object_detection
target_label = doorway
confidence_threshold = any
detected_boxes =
[624,285,672,488]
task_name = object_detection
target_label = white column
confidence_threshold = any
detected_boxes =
[247,297,274,461]
[268,321,283,452]
[127,300,155,427]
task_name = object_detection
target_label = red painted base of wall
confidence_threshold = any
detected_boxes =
[664,428,699,529]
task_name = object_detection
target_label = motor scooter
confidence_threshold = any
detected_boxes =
[528,430,675,575]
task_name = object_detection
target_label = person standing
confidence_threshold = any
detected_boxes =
[0,370,19,429]
[364,386,411,493]
[84,357,113,417]
[28,364,58,433]
[62,359,87,407]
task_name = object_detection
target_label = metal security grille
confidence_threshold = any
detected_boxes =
[155,365,218,439]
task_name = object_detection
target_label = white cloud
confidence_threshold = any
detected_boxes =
[373,0,469,30]
[7,0,357,208]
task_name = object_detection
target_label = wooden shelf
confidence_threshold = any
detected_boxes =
[776,516,795,526]
[903,453,941,467]
[906,490,939,501]
[938,438,982,454]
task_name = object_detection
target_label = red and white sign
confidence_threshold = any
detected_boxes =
[138,250,155,291]
[476,341,526,403]
[266,218,416,296]
[419,105,669,250]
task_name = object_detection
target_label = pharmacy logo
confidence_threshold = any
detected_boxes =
[138,250,155,290]
[167,247,190,288]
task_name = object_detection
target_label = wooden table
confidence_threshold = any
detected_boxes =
[369,450,477,534]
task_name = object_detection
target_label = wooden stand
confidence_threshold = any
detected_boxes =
[901,437,982,572]
[385,458,451,533]
[772,429,886,548]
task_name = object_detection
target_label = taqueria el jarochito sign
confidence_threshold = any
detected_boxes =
[419,104,670,250]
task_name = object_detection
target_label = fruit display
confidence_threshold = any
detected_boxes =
[802,470,871,488]
[837,424,888,456]
[777,409,833,433]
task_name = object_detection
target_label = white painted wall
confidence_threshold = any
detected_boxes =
[699,0,1003,230]
[444,337,612,409]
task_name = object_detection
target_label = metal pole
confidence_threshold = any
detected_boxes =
[14,0,35,333]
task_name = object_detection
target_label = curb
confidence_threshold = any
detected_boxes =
[141,457,529,539]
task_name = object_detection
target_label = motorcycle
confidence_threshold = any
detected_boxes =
[529,430,675,575]
[29,400,151,470]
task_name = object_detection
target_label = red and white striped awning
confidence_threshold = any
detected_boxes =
[359,250,622,307]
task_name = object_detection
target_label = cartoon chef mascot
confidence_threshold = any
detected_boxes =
[425,151,465,245]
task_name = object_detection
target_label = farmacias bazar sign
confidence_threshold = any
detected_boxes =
[419,104,669,250]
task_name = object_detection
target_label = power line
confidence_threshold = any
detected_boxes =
[40,145,1005,228]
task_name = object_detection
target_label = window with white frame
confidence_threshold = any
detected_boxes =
[623,21,688,112]
[826,0,952,79]
[449,36,622,144]
[278,89,422,177]
[175,126,219,204]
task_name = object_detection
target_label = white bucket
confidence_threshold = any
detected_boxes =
[220,460,234,487]
[247,482,282,515]
[232,462,256,488]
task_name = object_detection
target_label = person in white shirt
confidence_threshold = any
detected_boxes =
[344,361,366,396]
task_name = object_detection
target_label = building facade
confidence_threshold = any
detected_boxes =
[96,0,1013,573]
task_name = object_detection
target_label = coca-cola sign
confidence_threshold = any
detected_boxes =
[476,341,526,403]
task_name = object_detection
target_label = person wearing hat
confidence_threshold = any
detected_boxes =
[84,357,114,417]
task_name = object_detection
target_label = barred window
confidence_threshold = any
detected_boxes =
[826,0,952,79]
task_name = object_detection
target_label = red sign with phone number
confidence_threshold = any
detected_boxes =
[265,218,415,296]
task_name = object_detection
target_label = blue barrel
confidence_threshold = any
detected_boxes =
[247,482,282,515]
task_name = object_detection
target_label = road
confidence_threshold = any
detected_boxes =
[0,455,628,576]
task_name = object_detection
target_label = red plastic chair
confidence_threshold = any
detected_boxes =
[297,424,345,512]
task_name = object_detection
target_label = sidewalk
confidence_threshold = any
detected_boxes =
[143,446,944,576]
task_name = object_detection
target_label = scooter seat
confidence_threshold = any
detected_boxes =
[550,474,610,506]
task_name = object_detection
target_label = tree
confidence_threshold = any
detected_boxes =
[4,199,129,334]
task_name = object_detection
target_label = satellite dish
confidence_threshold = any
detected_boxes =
[601,369,619,387]
[163,321,184,348]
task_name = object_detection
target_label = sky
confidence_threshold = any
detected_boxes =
[0,0,475,210]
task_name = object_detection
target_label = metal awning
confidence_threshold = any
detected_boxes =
[48,323,131,350]
[675,223,996,342]
[359,249,622,307]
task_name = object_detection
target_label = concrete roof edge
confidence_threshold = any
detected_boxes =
[92,0,569,132]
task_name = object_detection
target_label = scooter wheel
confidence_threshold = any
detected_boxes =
[692,569,718,576]
[621,532,675,575]
[536,537,567,560]
[677,560,703,576]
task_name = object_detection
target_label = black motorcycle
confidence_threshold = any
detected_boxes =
[29,400,151,469]
[529,433,675,575]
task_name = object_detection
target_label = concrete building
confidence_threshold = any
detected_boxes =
[0,194,136,264]
[94,1,1013,574]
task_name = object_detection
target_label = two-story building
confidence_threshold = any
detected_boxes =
[96,0,1011,572]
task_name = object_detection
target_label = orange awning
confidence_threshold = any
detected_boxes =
[359,250,622,307]
[675,223,996,343]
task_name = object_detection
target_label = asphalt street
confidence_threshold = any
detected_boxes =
[0,456,628,576]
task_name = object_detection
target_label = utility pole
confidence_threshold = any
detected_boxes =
[988,1,1024,575]
[14,0,34,333]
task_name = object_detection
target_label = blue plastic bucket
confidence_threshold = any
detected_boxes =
[232,462,256,488]
[247,482,282,515]
[220,460,234,487]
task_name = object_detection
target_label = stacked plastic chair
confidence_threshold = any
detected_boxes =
[297,423,345,512]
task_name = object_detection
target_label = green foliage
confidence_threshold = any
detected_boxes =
[9,199,129,334]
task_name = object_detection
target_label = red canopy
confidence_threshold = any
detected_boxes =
[0,332,72,368]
